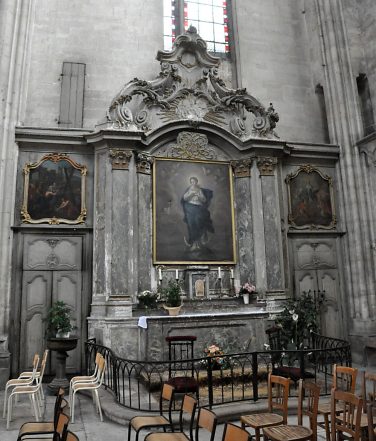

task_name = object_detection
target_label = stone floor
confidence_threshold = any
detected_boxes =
[0,386,330,441]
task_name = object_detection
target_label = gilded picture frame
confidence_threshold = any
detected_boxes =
[21,153,87,225]
[153,158,236,264]
[286,165,336,230]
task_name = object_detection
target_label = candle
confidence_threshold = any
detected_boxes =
[175,269,179,280]
[218,266,221,279]
[158,268,162,280]
[230,268,234,279]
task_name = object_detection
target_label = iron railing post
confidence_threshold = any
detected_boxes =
[252,352,258,402]
[207,357,213,409]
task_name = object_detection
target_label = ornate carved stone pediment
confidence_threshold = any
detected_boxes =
[106,26,279,140]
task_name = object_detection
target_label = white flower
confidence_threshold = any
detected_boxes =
[263,343,270,350]
[292,313,299,322]
[289,309,295,315]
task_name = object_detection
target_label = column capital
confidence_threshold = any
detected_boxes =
[257,157,278,176]
[135,153,154,175]
[230,158,253,178]
[109,149,133,170]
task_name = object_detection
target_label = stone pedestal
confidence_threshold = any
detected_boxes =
[47,338,78,391]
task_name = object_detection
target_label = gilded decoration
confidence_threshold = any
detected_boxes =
[21,153,87,225]
[136,153,154,175]
[166,132,216,160]
[109,149,133,170]
[257,157,278,176]
[286,165,337,230]
[107,26,279,140]
[231,159,253,178]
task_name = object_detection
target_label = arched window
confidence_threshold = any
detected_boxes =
[163,0,231,56]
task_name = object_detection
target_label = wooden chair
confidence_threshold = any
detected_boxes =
[317,364,358,441]
[6,355,47,429]
[367,403,376,441]
[3,353,40,418]
[18,407,69,441]
[70,355,106,423]
[17,388,66,440]
[222,423,250,441]
[331,389,363,441]
[194,408,217,441]
[263,380,321,441]
[360,371,376,434]
[62,424,80,441]
[240,374,290,441]
[165,336,199,401]
[144,394,197,441]
[127,383,175,441]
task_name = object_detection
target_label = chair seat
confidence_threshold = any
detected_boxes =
[18,421,54,436]
[131,415,170,431]
[273,367,315,382]
[263,425,313,441]
[241,413,284,428]
[318,401,344,415]
[166,376,198,393]
[146,432,189,441]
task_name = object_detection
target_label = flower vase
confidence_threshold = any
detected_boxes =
[243,293,250,304]
[163,305,182,316]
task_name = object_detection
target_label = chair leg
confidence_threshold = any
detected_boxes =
[94,390,103,422]
[7,394,13,429]
[30,394,39,421]
[71,390,76,423]
[128,421,133,441]
[3,384,8,418]
[324,414,330,441]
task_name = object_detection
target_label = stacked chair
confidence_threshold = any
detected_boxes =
[5,351,48,429]
[69,351,106,423]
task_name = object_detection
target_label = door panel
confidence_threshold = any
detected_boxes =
[21,271,52,370]
[52,271,81,372]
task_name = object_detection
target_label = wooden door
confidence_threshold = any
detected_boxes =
[20,234,83,374]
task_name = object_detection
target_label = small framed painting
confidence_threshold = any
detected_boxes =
[286,165,336,230]
[21,153,87,225]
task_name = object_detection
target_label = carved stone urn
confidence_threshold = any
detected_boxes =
[46,337,78,391]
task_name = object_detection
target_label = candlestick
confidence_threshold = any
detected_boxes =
[218,266,221,279]
[230,268,234,279]
[158,268,162,281]
[175,269,179,280]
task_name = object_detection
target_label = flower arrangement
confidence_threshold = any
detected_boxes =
[137,290,159,308]
[239,282,256,295]
[275,291,319,349]
[161,280,182,307]
[202,343,231,370]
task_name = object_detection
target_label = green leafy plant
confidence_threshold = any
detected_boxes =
[275,291,319,349]
[161,280,182,307]
[45,300,73,337]
[137,290,159,308]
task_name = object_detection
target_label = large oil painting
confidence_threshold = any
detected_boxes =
[153,158,236,264]
[286,165,336,229]
[21,153,87,224]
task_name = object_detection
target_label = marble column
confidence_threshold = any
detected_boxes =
[232,159,255,286]
[256,157,284,292]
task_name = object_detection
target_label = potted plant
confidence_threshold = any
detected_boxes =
[238,282,256,304]
[162,280,182,316]
[137,290,159,309]
[45,300,73,338]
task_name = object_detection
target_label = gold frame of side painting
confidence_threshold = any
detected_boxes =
[153,157,236,264]
[21,153,87,225]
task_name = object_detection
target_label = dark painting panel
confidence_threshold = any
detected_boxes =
[153,159,236,264]
[287,167,335,229]
[22,154,86,224]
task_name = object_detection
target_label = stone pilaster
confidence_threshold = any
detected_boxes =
[315,0,376,359]
[0,0,35,386]
[256,157,284,291]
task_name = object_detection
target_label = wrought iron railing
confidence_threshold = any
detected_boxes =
[85,332,351,411]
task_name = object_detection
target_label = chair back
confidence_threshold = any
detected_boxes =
[222,422,250,441]
[159,382,175,423]
[53,388,65,427]
[178,394,197,441]
[36,355,48,388]
[333,364,357,393]
[362,371,376,412]
[331,389,363,441]
[41,349,49,364]
[166,336,196,378]
[297,380,320,439]
[195,407,217,441]
[267,373,290,423]
[55,412,70,439]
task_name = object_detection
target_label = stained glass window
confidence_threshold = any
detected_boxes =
[163,0,230,55]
